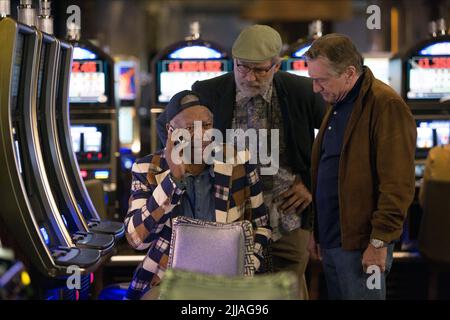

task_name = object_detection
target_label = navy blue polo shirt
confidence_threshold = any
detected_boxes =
[315,74,364,249]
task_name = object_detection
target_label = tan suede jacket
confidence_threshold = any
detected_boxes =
[311,67,417,250]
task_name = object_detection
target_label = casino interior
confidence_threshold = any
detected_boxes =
[1,0,450,300]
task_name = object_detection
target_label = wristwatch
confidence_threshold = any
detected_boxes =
[370,238,386,249]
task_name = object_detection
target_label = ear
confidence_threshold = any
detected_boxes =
[166,123,170,133]
[346,66,357,79]
[273,62,281,73]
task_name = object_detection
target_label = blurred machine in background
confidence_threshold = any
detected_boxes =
[281,20,323,77]
[114,55,141,220]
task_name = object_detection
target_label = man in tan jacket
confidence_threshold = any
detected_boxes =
[306,34,416,299]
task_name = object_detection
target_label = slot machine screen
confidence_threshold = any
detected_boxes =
[118,107,134,145]
[406,43,450,100]
[84,131,102,152]
[117,61,137,102]
[416,119,450,158]
[70,125,110,163]
[157,59,229,103]
[283,44,311,77]
[363,56,390,85]
[284,58,309,77]
[156,44,229,103]
[69,47,107,104]
[69,60,107,103]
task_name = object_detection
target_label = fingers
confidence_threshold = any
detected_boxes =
[298,197,312,213]
[284,199,304,214]
[279,195,303,211]
[279,187,294,199]
[279,193,312,213]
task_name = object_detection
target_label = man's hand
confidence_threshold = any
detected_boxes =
[362,244,387,273]
[164,129,185,181]
[308,232,322,261]
[278,178,312,215]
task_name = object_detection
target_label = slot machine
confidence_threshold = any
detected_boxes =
[281,20,323,77]
[35,32,116,254]
[389,31,450,248]
[0,15,102,296]
[150,22,232,151]
[0,0,122,299]
[67,26,120,220]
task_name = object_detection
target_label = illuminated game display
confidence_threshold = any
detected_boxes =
[282,45,311,77]
[116,60,137,102]
[406,42,450,100]
[70,125,109,163]
[415,119,450,157]
[363,53,391,85]
[69,47,108,104]
[154,44,231,104]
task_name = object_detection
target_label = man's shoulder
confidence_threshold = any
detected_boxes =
[274,70,314,90]
[192,72,234,92]
[369,79,409,110]
[133,150,168,173]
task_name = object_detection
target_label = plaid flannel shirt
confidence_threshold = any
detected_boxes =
[124,144,272,299]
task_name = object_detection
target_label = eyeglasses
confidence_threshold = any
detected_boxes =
[169,121,213,134]
[235,62,275,77]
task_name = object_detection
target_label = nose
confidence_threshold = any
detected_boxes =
[312,79,322,93]
[244,71,257,82]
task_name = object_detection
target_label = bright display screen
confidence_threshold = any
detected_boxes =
[69,60,107,103]
[416,120,450,148]
[284,58,309,77]
[157,59,229,103]
[363,57,390,85]
[407,56,450,99]
[117,63,136,101]
[70,126,103,153]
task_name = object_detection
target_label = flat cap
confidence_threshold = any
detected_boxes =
[232,24,282,62]
[165,90,211,123]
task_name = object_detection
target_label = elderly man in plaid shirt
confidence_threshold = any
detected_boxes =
[124,90,272,300]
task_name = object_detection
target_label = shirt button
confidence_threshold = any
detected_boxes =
[333,111,337,115]
[328,126,332,130]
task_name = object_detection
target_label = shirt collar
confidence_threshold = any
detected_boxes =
[184,165,214,178]
[335,73,364,107]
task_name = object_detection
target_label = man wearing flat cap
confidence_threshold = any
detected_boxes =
[124,90,272,300]
[157,24,327,299]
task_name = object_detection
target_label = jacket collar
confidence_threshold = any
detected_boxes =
[311,67,376,192]
[340,67,375,151]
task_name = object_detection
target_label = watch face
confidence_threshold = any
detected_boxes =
[371,239,384,248]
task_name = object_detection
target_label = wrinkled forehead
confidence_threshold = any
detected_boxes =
[307,56,336,78]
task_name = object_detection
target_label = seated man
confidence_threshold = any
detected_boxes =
[124,90,272,300]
